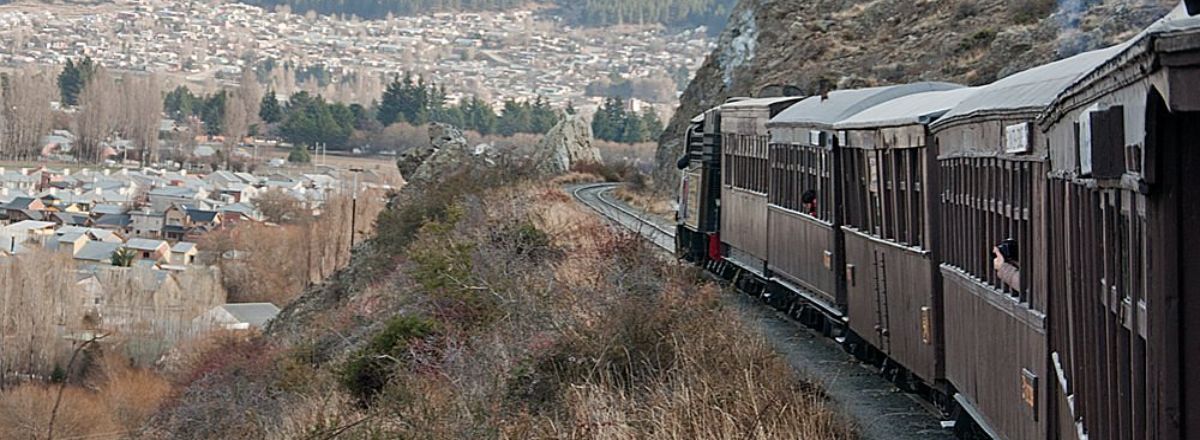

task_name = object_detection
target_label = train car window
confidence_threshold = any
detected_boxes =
[842,146,927,248]
[725,133,770,194]
[940,157,1033,301]
[768,142,832,221]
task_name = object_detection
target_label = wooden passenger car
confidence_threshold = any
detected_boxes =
[718,97,802,274]
[831,88,975,385]
[763,83,959,314]
[1037,7,1200,440]
[928,45,1128,440]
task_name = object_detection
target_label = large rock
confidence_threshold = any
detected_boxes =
[396,123,486,190]
[534,114,601,175]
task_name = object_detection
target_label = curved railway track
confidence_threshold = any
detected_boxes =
[570,183,676,251]
[568,182,955,440]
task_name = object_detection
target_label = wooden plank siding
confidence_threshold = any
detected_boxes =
[943,267,1049,440]
[721,187,769,262]
[767,206,837,305]
[844,230,938,380]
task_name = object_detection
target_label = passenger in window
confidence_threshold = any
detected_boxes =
[802,190,818,217]
[993,239,1021,292]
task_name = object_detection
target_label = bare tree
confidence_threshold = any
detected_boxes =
[239,69,262,133]
[119,74,163,165]
[0,82,7,160]
[222,91,248,166]
[2,67,55,161]
[75,68,118,163]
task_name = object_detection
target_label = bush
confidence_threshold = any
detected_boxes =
[958,29,997,53]
[340,315,437,406]
[1009,0,1056,25]
[287,145,311,163]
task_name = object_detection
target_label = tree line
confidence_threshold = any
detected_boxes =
[237,0,735,29]
[375,72,561,137]
[591,96,663,144]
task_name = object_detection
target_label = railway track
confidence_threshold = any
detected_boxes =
[568,182,955,440]
[570,183,676,251]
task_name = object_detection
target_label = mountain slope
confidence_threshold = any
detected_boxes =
[653,0,1177,188]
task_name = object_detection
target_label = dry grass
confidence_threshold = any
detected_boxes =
[614,183,675,220]
[0,355,172,439]
[147,177,855,440]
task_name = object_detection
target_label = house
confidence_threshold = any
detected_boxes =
[90,213,132,232]
[171,242,198,265]
[53,232,90,256]
[218,202,261,223]
[51,212,90,227]
[163,204,190,240]
[75,241,122,264]
[124,238,170,263]
[148,186,207,212]
[193,303,280,331]
[2,197,46,222]
[4,220,57,245]
[130,209,165,238]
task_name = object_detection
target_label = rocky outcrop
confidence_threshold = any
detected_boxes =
[396,123,495,191]
[654,0,1177,191]
[534,114,601,175]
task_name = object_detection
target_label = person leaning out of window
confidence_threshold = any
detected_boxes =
[993,238,1020,292]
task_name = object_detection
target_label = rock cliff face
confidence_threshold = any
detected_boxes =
[534,114,602,175]
[654,0,1177,189]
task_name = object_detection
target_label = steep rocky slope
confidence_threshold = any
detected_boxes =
[654,0,1177,188]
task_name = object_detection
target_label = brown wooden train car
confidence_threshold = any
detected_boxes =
[719,97,803,274]
[832,88,976,385]
[764,83,960,313]
[928,43,1130,440]
[1037,6,1200,440]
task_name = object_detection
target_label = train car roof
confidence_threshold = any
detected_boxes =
[934,41,1134,128]
[834,87,979,130]
[720,96,806,109]
[1041,3,1200,125]
[767,82,961,128]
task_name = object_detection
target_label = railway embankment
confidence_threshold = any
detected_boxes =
[575,183,956,440]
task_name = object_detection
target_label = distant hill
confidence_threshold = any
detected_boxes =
[237,0,736,29]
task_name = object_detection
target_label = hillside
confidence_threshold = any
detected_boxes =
[653,0,1177,188]
[237,0,737,29]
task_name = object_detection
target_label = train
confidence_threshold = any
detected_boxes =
[674,3,1200,439]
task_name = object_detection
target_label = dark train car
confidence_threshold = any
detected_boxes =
[830,88,976,386]
[763,83,960,316]
[1037,6,1200,440]
[677,110,719,263]
[717,97,803,274]
[928,45,1128,440]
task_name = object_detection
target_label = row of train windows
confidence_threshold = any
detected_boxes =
[723,134,770,193]
[842,147,926,247]
[940,157,1034,302]
[768,143,832,221]
[1048,182,1150,437]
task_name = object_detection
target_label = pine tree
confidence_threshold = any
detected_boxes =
[259,89,284,124]
[377,76,405,127]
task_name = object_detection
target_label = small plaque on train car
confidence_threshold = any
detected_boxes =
[1005,123,1031,154]
[1021,369,1038,415]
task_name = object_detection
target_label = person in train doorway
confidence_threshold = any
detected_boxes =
[801,190,818,217]
[993,238,1021,292]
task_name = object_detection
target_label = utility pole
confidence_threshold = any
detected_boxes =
[349,168,364,250]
